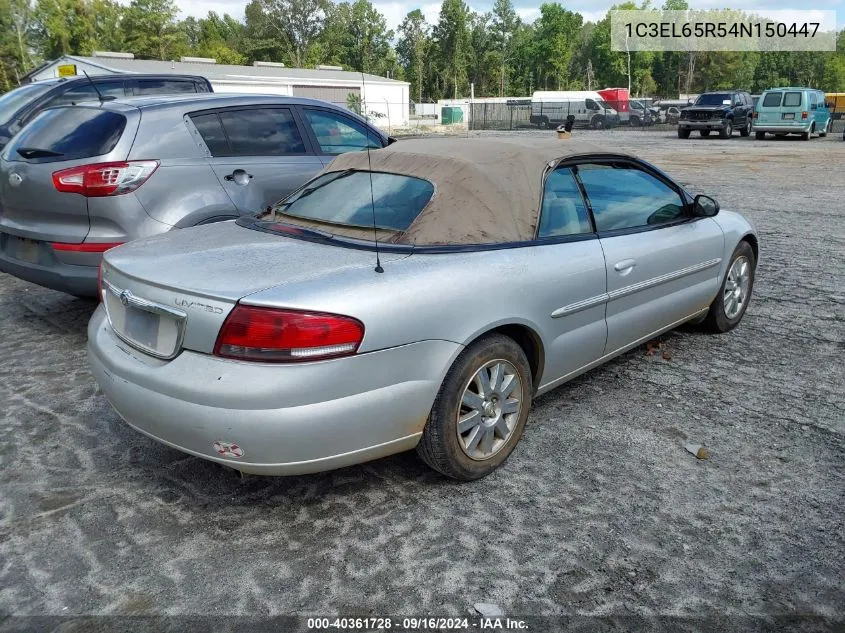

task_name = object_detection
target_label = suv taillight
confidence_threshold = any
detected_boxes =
[52,161,159,197]
[214,306,365,363]
[802,111,808,119]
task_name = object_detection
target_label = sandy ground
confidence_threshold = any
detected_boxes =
[0,130,843,631]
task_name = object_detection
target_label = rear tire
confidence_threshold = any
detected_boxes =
[678,128,691,139]
[701,241,756,334]
[591,115,605,130]
[417,334,532,481]
[755,131,765,140]
[819,120,830,137]
[740,120,751,137]
[801,130,810,141]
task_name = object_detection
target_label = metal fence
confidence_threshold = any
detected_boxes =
[313,99,845,138]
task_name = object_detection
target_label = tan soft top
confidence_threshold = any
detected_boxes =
[284,137,615,245]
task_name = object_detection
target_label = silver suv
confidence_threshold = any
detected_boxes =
[0,94,389,297]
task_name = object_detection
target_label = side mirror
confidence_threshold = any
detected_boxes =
[387,136,398,145]
[693,194,719,217]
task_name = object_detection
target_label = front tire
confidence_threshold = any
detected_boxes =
[701,241,756,334]
[719,120,733,138]
[591,115,605,130]
[417,334,532,480]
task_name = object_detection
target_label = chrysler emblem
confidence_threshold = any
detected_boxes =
[9,173,23,187]
[119,289,132,307]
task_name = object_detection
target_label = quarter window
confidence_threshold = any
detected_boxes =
[190,113,229,156]
[576,164,686,232]
[538,167,592,238]
[303,109,381,154]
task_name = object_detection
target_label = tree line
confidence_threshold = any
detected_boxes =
[1,0,844,100]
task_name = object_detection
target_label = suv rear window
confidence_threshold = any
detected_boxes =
[274,170,434,231]
[5,107,126,163]
[762,92,782,107]
[783,92,802,107]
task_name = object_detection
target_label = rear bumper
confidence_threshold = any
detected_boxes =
[87,307,463,475]
[752,123,812,133]
[0,233,100,296]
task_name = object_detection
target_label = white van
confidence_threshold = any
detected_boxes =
[530,91,620,129]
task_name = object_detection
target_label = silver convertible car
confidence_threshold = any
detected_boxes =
[88,138,757,481]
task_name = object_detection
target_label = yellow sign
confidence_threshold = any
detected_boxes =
[57,64,77,77]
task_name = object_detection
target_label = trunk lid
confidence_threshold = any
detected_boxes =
[0,105,138,243]
[101,221,407,355]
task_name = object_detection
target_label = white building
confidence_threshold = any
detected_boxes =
[23,52,410,129]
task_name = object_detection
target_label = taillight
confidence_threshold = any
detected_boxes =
[752,111,758,119]
[214,306,365,363]
[52,160,159,197]
[801,111,808,119]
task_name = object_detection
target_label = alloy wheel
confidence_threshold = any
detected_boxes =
[724,256,751,319]
[457,359,523,460]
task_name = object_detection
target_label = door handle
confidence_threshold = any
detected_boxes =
[614,259,637,274]
[224,169,253,186]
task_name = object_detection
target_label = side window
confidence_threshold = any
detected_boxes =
[809,92,817,110]
[576,163,686,232]
[133,79,198,95]
[585,98,599,110]
[190,113,229,156]
[538,167,592,238]
[303,109,381,154]
[217,108,306,156]
[49,81,125,107]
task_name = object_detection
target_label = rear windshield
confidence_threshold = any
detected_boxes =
[273,170,434,231]
[0,83,53,126]
[762,92,782,107]
[6,107,126,163]
[783,92,802,107]
[695,93,731,106]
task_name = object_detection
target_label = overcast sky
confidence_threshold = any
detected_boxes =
[174,0,843,32]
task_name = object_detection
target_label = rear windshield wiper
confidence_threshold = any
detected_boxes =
[16,147,64,159]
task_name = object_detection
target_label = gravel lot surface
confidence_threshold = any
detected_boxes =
[0,130,843,631]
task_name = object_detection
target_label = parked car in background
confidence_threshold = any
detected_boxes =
[677,90,754,139]
[88,137,757,481]
[0,74,213,152]
[629,99,655,126]
[0,94,390,297]
[753,87,832,140]
[530,91,620,129]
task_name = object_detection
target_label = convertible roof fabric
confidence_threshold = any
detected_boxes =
[287,137,619,245]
